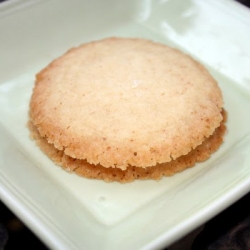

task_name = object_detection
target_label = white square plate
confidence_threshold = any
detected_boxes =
[1,0,250,249]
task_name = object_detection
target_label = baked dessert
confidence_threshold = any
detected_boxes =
[28,37,226,183]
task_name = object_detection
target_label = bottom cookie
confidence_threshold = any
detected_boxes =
[28,110,226,183]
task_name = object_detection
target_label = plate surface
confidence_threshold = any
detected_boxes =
[1,0,250,249]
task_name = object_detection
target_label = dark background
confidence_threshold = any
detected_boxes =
[0,0,250,249]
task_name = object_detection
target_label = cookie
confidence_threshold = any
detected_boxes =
[29,37,226,182]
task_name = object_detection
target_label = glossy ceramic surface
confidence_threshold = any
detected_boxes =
[0,0,250,249]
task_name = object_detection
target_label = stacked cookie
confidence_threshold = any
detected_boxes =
[28,38,226,183]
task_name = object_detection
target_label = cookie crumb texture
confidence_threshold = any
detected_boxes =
[28,111,226,183]
[29,37,226,182]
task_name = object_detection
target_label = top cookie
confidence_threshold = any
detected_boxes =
[29,37,223,170]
